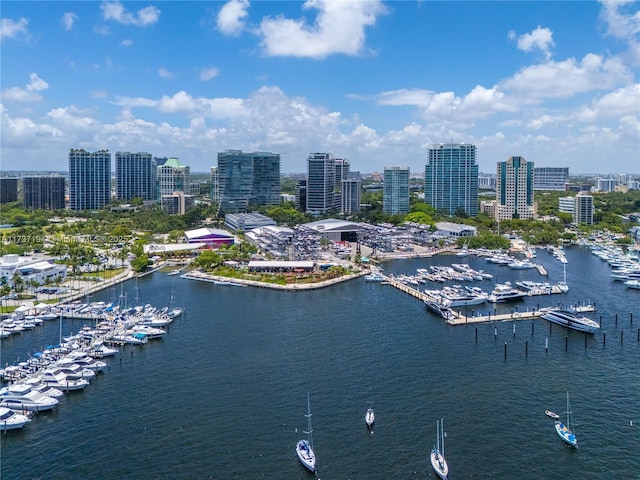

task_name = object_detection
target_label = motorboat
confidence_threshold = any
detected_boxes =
[0,383,59,411]
[365,407,375,428]
[540,308,600,333]
[624,279,640,289]
[555,392,578,447]
[34,369,90,391]
[487,283,526,303]
[440,286,487,307]
[58,353,108,372]
[545,410,560,419]
[430,418,449,480]
[29,382,64,399]
[296,393,316,472]
[0,407,31,431]
[127,325,166,339]
[363,271,385,282]
[424,299,456,321]
[54,363,96,381]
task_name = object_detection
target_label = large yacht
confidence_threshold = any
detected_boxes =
[487,282,526,303]
[0,383,59,411]
[540,308,600,333]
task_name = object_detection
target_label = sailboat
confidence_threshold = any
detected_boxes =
[430,418,449,480]
[365,401,375,428]
[554,392,578,447]
[296,393,316,472]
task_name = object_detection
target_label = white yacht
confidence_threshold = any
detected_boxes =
[540,308,600,333]
[487,283,526,303]
[34,369,91,391]
[0,407,31,431]
[365,407,375,428]
[0,383,59,411]
[440,286,487,307]
[430,418,449,480]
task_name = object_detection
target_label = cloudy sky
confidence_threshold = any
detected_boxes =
[1,0,639,174]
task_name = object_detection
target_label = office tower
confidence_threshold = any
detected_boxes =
[115,152,155,201]
[216,150,281,214]
[0,178,18,204]
[161,191,193,215]
[574,193,594,225]
[295,179,307,212]
[496,156,536,220]
[68,149,111,210]
[23,175,65,210]
[383,166,410,215]
[306,153,336,215]
[210,166,219,204]
[341,178,361,215]
[534,167,569,191]
[156,157,190,197]
[251,152,281,207]
[425,143,479,217]
[334,158,350,212]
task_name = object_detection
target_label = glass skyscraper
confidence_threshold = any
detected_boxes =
[23,175,66,210]
[306,153,336,215]
[425,143,479,217]
[216,150,281,214]
[68,149,111,211]
[116,152,156,201]
[383,166,410,215]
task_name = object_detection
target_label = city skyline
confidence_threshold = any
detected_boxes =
[1,1,639,174]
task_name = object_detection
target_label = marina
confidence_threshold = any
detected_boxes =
[0,246,637,479]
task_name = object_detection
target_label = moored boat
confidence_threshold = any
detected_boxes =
[430,418,449,480]
[296,393,316,472]
[540,308,600,333]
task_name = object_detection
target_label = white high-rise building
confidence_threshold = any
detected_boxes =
[496,156,535,220]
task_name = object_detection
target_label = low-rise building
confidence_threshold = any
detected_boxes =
[0,254,67,287]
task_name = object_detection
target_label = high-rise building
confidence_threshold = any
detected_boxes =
[574,193,594,225]
[306,153,336,215]
[210,166,219,203]
[534,167,569,191]
[383,166,410,215]
[496,156,535,220]
[116,152,155,201]
[68,149,111,211]
[23,175,65,210]
[425,143,479,217]
[156,157,190,197]
[334,158,350,212]
[295,179,307,212]
[215,150,281,214]
[0,178,18,204]
[596,178,616,192]
[341,178,361,215]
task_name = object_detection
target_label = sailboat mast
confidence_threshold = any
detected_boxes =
[305,392,314,450]
[441,418,445,458]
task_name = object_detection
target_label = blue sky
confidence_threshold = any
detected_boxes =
[1,1,639,175]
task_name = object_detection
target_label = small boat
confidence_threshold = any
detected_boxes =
[554,392,578,448]
[364,271,384,282]
[0,383,59,412]
[430,418,449,480]
[365,405,375,428]
[545,410,560,419]
[296,393,316,472]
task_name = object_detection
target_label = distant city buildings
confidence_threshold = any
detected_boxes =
[496,156,536,221]
[0,177,18,204]
[478,174,496,190]
[424,143,479,217]
[23,175,65,210]
[383,166,410,215]
[116,152,156,201]
[156,157,193,214]
[213,150,281,214]
[68,149,111,211]
[534,167,569,191]
[596,178,616,192]
[334,158,350,212]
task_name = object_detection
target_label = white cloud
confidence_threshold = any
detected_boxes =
[1,73,49,102]
[217,0,249,36]
[120,38,132,47]
[514,26,555,60]
[599,0,640,41]
[158,67,174,79]
[200,67,220,81]
[258,0,387,58]
[101,1,160,27]
[1,17,29,41]
[61,12,78,31]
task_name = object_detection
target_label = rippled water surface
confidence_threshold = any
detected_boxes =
[1,246,638,479]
